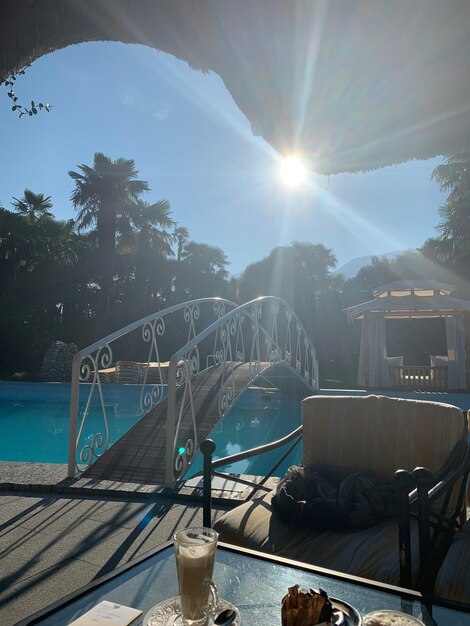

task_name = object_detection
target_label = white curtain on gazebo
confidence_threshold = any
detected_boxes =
[358,314,369,387]
[445,315,467,389]
[358,313,390,387]
[369,313,390,387]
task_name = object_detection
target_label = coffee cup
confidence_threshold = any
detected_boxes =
[174,527,219,625]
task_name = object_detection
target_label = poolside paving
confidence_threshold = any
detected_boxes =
[0,491,229,625]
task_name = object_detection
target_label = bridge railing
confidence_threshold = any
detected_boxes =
[67,297,237,477]
[165,296,319,486]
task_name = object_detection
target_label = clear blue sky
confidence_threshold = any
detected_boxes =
[0,42,446,275]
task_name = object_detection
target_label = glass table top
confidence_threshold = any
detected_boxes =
[20,542,470,626]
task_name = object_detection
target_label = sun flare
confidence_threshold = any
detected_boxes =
[279,155,307,188]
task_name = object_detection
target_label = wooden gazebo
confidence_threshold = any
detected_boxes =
[345,280,470,391]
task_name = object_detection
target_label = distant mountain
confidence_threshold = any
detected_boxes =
[334,251,404,279]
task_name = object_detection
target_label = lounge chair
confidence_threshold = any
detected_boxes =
[430,355,449,367]
[98,371,111,384]
[386,356,404,386]
[433,519,470,605]
[114,360,140,384]
[202,394,469,593]
[138,362,167,385]
[386,355,404,367]
[430,355,449,388]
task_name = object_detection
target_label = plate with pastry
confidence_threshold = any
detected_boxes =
[281,585,361,626]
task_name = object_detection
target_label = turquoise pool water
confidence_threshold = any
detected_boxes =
[0,382,162,463]
[0,382,469,468]
[185,389,303,479]
[186,388,470,479]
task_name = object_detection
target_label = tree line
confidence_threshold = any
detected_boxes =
[1,151,469,384]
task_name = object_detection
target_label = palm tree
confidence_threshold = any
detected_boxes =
[171,226,190,299]
[0,209,78,302]
[432,153,470,260]
[179,241,230,299]
[69,152,149,313]
[17,217,80,322]
[124,199,175,256]
[174,226,189,263]
[419,236,455,264]
[11,189,53,219]
[124,199,176,314]
[33,217,78,269]
[0,208,32,297]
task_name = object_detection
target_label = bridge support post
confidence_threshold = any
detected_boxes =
[165,359,178,487]
[67,355,80,478]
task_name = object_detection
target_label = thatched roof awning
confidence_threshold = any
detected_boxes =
[2,0,470,174]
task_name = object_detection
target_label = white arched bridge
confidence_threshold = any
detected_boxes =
[68,296,319,487]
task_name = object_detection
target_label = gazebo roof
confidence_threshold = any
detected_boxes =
[1,0,470,174]
[373,280,456,298]
[345,280,470,319]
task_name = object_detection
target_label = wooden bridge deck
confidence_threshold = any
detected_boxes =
[83,361,270,485]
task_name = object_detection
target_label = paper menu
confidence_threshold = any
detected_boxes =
[68,600,143,626]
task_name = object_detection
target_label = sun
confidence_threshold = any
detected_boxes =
[279,155,307,188]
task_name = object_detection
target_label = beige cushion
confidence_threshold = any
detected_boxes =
[214,491,420,586]
[387,356,404,367]
[434,522,470,603]
[430,355,448,367]
[301,395,466,480]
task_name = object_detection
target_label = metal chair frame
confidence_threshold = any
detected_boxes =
[200,410,470,593]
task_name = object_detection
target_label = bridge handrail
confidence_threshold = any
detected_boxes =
[165,296,319,486]
[73,297,237,361]
[68,297,237,477]
[169,296,314,364]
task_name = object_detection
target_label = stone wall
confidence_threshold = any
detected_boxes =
[40,341,78,382]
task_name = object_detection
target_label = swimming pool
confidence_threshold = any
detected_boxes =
[0,382,469,468]
[185,389,303,479]
[0,382,161,463]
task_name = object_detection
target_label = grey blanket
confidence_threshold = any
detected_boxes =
[272,465,397,531]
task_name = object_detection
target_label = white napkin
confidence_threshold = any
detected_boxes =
[69,600,143,626]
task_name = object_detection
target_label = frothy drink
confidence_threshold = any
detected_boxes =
[174,528,218,625]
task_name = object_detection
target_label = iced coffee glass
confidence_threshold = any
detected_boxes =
[174,527,219,625]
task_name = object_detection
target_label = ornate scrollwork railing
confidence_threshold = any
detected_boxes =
[165,296,319,486]
[67,297,236,477]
